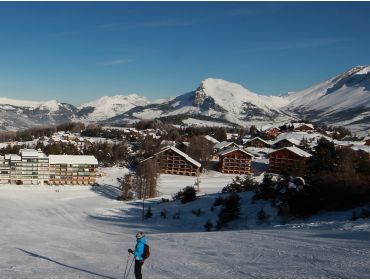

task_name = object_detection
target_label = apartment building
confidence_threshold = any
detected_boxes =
[48,155,98,185]
[0,149,98,185]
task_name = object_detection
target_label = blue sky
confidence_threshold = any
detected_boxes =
[0,2,369,105]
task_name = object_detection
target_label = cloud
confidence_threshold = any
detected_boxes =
[103,58,134,66]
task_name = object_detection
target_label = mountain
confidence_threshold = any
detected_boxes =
[76,94,150,122]
[0,65,368,134]
[107,78,294,126]
[282,65,370,132]
[0,98,77,131]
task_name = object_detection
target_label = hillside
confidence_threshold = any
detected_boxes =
[0,169,369,278]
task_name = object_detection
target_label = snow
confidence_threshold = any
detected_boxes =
[49,155,98,165]
[0,167,369,278]
[182,118,232,128]
[78,94,150,121]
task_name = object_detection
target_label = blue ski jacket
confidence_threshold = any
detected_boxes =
[134,236,147,261]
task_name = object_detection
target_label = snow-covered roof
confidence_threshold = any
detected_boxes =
[203,135,220,144]
[270,146,312,158]
[6,154,21,161]
[293,123,314,129]
[261,125,280,132]
[149,146,201,168]
[214,141,236,150]
[219,147,254,158]
[246,137,270,144]
[273,138,301,146]
[49,155,98,165]
[20,149,47,158]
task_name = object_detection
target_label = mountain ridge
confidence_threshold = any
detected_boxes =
[0,65,368,134]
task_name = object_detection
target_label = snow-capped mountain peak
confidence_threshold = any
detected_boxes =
[77,94,150,121]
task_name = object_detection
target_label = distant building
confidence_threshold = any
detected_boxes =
[268,146,312,176]
[292,123,314,132]
[218,147,253,175]
[273,138,301,149]
[261,126,281,139]
[364,136,370,146]
[143,146,201,177]
[244,137,271,148]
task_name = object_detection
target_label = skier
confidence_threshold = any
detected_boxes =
[128,231,147,279]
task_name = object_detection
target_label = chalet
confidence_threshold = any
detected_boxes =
[143,146,201,177]
[214,141,239,152]
[293,123,314,132]
[364,137,370,146]
[268,146,312,176]
[273,138,301,149]
[261,126,281,139]
[244,137,271,148]
[218,147,253,175]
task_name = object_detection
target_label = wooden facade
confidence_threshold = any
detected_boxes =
[268,147,311,176]
[149,147,201,177]
[245,137,270,148]
[263,127,281,139]
[293,124,314,132]
[219,148,253,175]
[273,138,300,149]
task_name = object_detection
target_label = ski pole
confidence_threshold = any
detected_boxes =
[126,255,135,278]
[123,252,131,279]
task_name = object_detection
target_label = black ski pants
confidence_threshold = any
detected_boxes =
[134,259,144,279]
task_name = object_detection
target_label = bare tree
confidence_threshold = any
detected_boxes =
[187,136,214,169]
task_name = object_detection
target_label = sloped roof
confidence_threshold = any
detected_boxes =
[148,146,201,168]
[219,147,254,158]
[273,138,301,146]
[292,123,314,129]
[269,146,312,158]
[203,135,220,144]
[246,137,270,145]
[214,141,236,150]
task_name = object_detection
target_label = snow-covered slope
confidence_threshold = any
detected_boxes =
[283,65,370,131]
[77,94,150,122]
[0,170,369,278]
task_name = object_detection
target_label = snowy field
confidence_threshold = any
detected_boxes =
[0,170,369,278]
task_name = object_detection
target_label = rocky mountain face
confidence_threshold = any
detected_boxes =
[0,65,368,134]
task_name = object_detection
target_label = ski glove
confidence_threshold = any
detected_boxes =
[128,249,134,254]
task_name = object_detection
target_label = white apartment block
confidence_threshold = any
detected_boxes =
[0,149,98,185]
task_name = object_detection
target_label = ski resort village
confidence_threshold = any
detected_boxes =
[0,117,369,278]
[1,1,370,278]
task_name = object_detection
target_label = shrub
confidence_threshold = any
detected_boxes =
[216,193,241,230]
[256,208,270,224]
[173,186,197,204]
[204,219,214,232]
[145,207,153,219]
[191,208,205,217]
[213,196,225,207]
[222,176,257,193]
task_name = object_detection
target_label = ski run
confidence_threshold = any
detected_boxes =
[0,167,369,278]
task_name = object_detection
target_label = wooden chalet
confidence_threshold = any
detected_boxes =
[273,138,301,149]
[364,137,370,146]
[268,146,311,176]
[262,126,281,139]
[293,123,314,132]
[244,137,270,148]
[144,146,201,177]
[218,147,253,175]
[214,141,239,152]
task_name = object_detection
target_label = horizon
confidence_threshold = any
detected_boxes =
[0,2,369,104]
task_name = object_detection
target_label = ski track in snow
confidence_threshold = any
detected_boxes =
[0,184,369,278]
